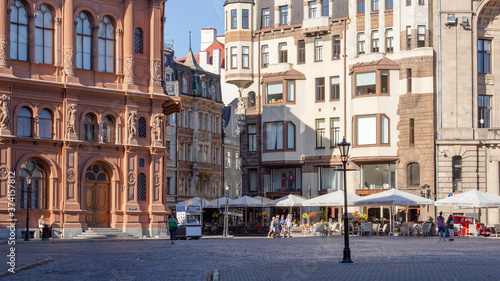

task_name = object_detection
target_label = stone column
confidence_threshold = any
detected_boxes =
[0,0,8,68]
[63,0,75,77]
[123,0,134,84]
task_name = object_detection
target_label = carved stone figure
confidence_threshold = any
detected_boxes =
[128,111,138,141]
[235,97,246,134]
[67,104,77,134]
[0,36,7,67]
[124,57,134,83]
[151,60,162,86]
[152,114,162,142]
[63,47,75,76]
[0,95,10,129]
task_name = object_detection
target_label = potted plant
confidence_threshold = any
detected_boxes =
[359,214,368,223]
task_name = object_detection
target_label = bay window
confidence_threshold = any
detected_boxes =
[265,82,283,104]
[355,114,390,146]
[361,163,395,189]
[355,70,389,96]
[265,121,295,151]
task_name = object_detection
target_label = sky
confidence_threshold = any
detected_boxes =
[164,0,226,58]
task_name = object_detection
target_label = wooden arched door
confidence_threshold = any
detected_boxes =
[84,163,110,227]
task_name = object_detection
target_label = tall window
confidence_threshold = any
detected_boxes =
[231,9,237,29]
[262,8,270,28]
[386,29,394,53]
[355,114,390,145]
[322,0,329,17]
[408,163,420,187]
[248,124,257,152]
[417,25,425,47]
[179,143,185,161]
[242,9,249,29]
[407,69,412,93]
[248,92,256,107]
[371,31,379,53]
[315,39,323,62]
[298,40,305,64]
[320,167,342,190]
[215,116,220,133]
[357,0,365,14]
[386,0,393,9]
[409,118,415,145]
[248,169,258,192]
[287,122,295,149]
[242,46,249,68]
[102,115,115,143]
[265,122,284,150]
[235,152,240,170]
[372,0,379,11]
[135,28,144,53]
[231,46,237,69]
[137,173,146,201]
[330,118,340,147]
[279,43,288,63]
[478,39,491,74]
[39,109,52,139]
[330,76,340,100]
[479,95,491,128]
[309,2,318,18]
[179,110,185,127]
[19,160,46,209]
[99,16,115,73]
[261,45,269,67]
[225,150,231,168]
[287,81,295,102]
[316,78,325,101]
[10,0,29,61]
[182,77,188,93]
[18,106,32,137]
[316,119,326,148]
[406,26,412,49]
[357,33,365,55]
[83,114,97,142]
[138,117,147,138]
[280,6,288,25]
[76,12,92,70]
[35,4,54,64]
[332,36,341,59]
[452,157,462,192]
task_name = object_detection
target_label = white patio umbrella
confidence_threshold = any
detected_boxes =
[434,189,500,225]
[228,196,263,225]
[176,197,210,208]
[354,188,434,235]
[207,197,232,209]
[302,190,362,207]
[266,194,307,207]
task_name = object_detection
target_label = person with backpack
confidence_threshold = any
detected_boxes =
[437,211,446,241]
[168,213,179,244]
[447,214,455,241]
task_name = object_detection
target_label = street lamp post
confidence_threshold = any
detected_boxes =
[24,174,32,241]
[338,138,352,263]
[224,183,229,237]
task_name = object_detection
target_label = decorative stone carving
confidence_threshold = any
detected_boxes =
[128,172,136,185]
[154,173,161,186]
[124,57,134,83]
[67,168,76,183]
[63,48,75,76]
[151,114,163,142]
[149,0,162,8]
[127,111,138,141]
[0,165,8,180]
[235,97,246,134]
[151,60,162,86]
[0,36,8,67]
[66,104,77,135]
[0,95,10,129]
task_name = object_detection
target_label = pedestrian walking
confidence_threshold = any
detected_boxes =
[168,213,179,244]
[274,215,281,238]
[268,216,275,238]
[447,214,454,241]
[284,214,292,238]
[279,215,286,238]
[437,211,446,241]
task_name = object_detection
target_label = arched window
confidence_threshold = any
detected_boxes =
[83,113,97,142]
[248,91,256,107]
[19,159,46,209]
[17,106,32,137]
[357,33,366,55]
[135,28,143,53]
[137,173,146,201]
[102,115,115,143]
[99,16,115,73]
[85,163,109,181]
[138,117,147,138]
[10,0,29,61]
[76,12,92,70]
[35,4,54,64]
[39,109,52,139]
[407,163,420,187]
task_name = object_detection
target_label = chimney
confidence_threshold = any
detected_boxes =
[200,28,217,51]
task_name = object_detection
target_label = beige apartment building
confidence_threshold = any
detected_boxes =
[224,0,435,221]
[0,0,182,239]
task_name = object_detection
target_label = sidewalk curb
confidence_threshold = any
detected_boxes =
[0,256,53,278]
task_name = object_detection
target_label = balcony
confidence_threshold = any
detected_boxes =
[302,16,330,35]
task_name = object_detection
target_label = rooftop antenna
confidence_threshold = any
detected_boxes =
[189,31,192,51]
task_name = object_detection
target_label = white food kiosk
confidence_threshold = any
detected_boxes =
[175,198,203,239]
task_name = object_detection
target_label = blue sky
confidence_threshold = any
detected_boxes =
[164,0,225,58]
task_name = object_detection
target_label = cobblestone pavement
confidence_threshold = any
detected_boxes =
[1,235,500,280]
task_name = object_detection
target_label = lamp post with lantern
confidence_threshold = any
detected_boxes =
[338,138,353,263]
[24,174,32,241]
[224,182,229,237]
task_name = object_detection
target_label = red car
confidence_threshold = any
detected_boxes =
[453,215,491,237]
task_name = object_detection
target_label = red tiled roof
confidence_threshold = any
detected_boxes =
[202,40,225,69]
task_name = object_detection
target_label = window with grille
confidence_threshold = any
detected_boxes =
[135,28,143,53]
[138,117,147,138]
[19,160,47,209]
[452,157,462,192]
[137,173,146,201]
